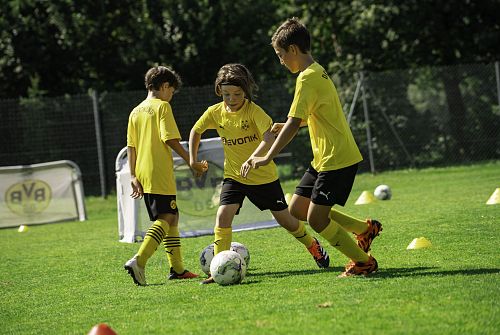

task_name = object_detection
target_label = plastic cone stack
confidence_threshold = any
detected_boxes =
[355,191,376,205]
[486,188,500,205]
[407,237,432,250]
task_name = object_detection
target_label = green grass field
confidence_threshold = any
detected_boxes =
[1,162,499,335]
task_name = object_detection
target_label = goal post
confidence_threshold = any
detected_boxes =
[0,160,86,228]
[116,137,279,242]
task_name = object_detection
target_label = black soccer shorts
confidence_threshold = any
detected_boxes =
[219,178,288,214]
[295,163,358,206]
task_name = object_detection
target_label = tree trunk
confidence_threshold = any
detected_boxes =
[441,68,468,161]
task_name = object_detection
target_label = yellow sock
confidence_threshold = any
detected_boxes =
[214,226,232,255]
[137,219,168,267]
[289,220,314,248]
[163,224,184,274]
[319,220,369,263]
[330,209,368,234]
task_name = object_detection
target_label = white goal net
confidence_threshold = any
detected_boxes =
[116,137,279,242]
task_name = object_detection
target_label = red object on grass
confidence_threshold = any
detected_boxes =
[87,323,117,335]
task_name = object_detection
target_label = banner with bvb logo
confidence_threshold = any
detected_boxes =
[116,137,278,243]
[0,160,86,228]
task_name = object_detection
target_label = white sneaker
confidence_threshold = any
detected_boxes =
[124,255,146,286]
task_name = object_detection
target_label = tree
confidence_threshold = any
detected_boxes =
[299,0,500,160]
[0,0,286,99]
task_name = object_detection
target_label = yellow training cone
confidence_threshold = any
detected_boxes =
[355,191,376,205]
[407,237,432,250]
[486,188,500,205]
[285,193,292,204]
[18,225,29,233]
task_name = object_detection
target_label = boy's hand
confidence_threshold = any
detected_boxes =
[271,123,285,136]
[240,159,252,178]
[130,177,144,199]
[248,156,271,170]
[190,160,208,177]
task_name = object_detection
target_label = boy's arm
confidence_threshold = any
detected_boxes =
[188,129,209,174]
[240,128,275,178]
[166,138,207,176]
[251,128,275,157]
[249,117,302,169]
[127,146,143,199]
[166,138,189,162]
[271,119,307,136]
[189,129,202,166]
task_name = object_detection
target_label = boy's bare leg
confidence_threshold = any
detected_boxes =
[282,195,329,268]
[201,204,239,284]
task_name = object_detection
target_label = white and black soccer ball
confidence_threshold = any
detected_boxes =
[230,242,250,268]
[374,184,392,200]
[199,243,215,276]
[210,250,247,286]
[200,242,250,275]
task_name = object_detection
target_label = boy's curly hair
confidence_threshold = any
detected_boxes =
[145,66,182,91]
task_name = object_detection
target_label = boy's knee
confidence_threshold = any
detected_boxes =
[158,213,177,226]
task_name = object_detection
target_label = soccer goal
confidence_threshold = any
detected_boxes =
[0,160,86,228]
[116,137,279,242]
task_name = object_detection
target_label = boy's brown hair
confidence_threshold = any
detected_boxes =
[214,63,258,102]
[145,66,182,91]
[271,17,311,54]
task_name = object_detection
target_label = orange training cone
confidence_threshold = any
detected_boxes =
[407,237,432,250]
[486,188,500,205]
[87,324,117,335]
[355,191,376,205]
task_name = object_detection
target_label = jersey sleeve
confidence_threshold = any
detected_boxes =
[288,76,316,121]
[192,108,217,134]
[160,103,181,142]
[126,112,136,147]
[252,105,273,135]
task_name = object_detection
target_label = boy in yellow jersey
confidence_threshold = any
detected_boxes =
[124,65,208,286]
[189,63,330,284]
[246,18,382,277]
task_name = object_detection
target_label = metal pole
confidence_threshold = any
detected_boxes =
[495,61,500,109]
[91,90,107,198]
[347,75,363,124]
[361,72,375,174]
[379,108,414,167]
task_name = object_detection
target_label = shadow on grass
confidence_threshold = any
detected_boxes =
[253,267,344,276]
[375,266,500,278]
[143,283,166,287]
[244,266,343,282]
[243,266,500,284]
[145,267,500,286]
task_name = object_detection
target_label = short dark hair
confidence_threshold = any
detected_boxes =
[144,66,182,91]
[271,17,310,53]
[214,63,258,102]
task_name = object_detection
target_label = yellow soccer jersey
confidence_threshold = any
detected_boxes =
[127,98,181,195]
[193,100,278,185]
[288,62,363,171]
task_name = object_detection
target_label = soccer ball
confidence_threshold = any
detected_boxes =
[200,242,250,275]
[199,243,215,275]
[210,250,247,286]
[374,184,392,200]
[230,242,250,268]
